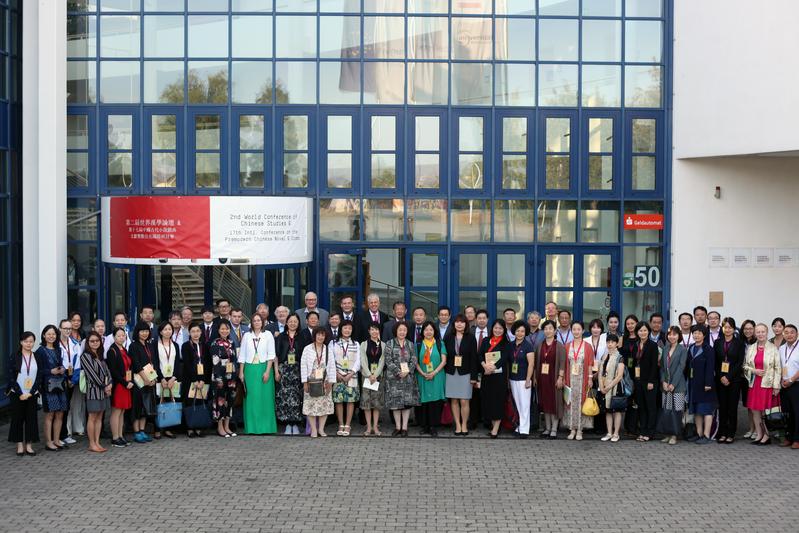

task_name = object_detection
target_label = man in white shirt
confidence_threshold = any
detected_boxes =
[556,310,573,345]
[267,306,289,337]
[358,293,388,342]
[779,324,799,449]
[473,310,489,347]
[296,292,329,329]
[503,308,517,341]
[105,311,131,352]
[437,306,452,340]
[139,304,156,339]
[168,310,186,346]
[678,312,694,348]
[255,303,272,326]
[179,306,193,341]
[59,319,82,443]
[327,313,342,341]
[706,311,722,346]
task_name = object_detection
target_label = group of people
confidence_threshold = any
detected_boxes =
[6,293,799,454]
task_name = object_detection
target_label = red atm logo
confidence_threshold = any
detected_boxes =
[624,214,664,230]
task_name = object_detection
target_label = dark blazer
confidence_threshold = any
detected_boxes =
[631,339,660,386]
[106,343,133,388]
[266,321,286,337]
[152,340,183,382]
[410,322,426,347]
[713,336,745,384]
[381,318,407,342]
[180,340,212,403]
[129,340,155,374]
[275,331,309,365]
[689,343,717,404]
[200,321,217,345]
[325,325,341,343]
[443,333,479,379]
[477,336,510,377]
[228,323,250,349]
[436,321,453,341]
[357,309,389,342]
[659,344,688,393]
[6,351,46,397]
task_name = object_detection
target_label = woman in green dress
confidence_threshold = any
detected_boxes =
[416,321,447,436]
[238,314,277,434]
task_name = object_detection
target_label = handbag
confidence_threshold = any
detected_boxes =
[78,370,88,394]
[156,388,183,428]
[765,405,787,432]
[47,376,64,393]
[610,395,628,411]
[581,389,600,417]
[501,391,518,431]
[184,398,212,429]
[308,379,325,397]
[440,402,454,426]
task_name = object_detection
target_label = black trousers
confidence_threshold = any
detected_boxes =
[717,381,740,439]
[469,387,483,429]
[781,385,799,442]
[8,396,39,443]
[418,400,443,430]
[60,385,73,439]
[634,383,657,437]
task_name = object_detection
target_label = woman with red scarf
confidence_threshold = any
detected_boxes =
[478,319,509,438]
[535,320,566,439]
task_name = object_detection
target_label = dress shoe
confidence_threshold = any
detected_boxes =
[791,442,799,449]
[779,440,793,447]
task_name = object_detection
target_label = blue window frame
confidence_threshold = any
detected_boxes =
[67,107,97,195]
[320,107,359,195]
[405,245,447,317]
[451,109,491,196]
[364,107,403,195]
[276,106,315,195]
[581,109,620,197]
[144,106,184,194]
[495,109,535,197]
[100,107,139,194]
[625,109,664,197]
[539,109,577,197]
[188,106,227,192]
[232,107,271,195]
[408,108,446,196]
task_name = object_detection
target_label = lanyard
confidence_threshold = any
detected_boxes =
[340,340,350,360]
[558,330,569,345]
[682,334,691,348]
[161,340,172,365]
[786,342,798,364]
[591,337,600,355]
[513,342,524,362]
[194,342,202,363]
[120,346,130,368]
[143,343,152,362]
[709,330,719,345]
[636,342,645,361]
[399,343,407,360]
[572,340,584,363]
[22,353,32,375]
[723,339,732,362]
[252,335,261,360]
[455,336,462,355]
[315,345,325,368]
[60,340,70,358]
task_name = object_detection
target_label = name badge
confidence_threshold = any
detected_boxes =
[314,368,324,380]
[541,363,550,375]
[690,368,694,379]
[400,362,409,374]
[225,362,234,374]
[454,356,463,368]
[196,363,204,375]
[125,370,132,381]
[635,367,641,379]
[235,347,240,358]
[572,364,580,375]
[721,362,730,373]
[627,358,634,368]
[165,365,173,376]
[23,377,33,390]
[426,363,433,373]
[370,363,378,375]
[783,367,788,377]
[341,358,349,370]
[287,353,296,365]
[592,362,598,372]
[512,363,519,374]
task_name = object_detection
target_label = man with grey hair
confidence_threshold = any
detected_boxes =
[525,311,543,348]
[255,302,272,326]
[295,292,328,329]
[357,293,388,342]
[267,305,290,337]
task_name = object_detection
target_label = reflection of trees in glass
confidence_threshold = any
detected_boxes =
[628,66,661,108]
[160,68,228,104]
[546,156,570,189]
[501,156,526,190]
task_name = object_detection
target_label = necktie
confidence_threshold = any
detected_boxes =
[372,312,378,322]
[478,329,484,346]
[416,326,421,342]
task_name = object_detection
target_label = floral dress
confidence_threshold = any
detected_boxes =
[39,346,67,412]
[210,338,238,421]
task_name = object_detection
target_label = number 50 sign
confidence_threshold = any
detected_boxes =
[626,265,661,288]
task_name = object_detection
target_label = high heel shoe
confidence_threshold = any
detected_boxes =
[757,437,771,446]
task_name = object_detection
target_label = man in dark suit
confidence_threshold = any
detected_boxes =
[200,305,217,344]
[338,295,362,340]
[410,306,427,348]
[436,305,453,340]
[326,312,342,342]
[299,311,321,346]
[382,301,408,341]
[266,305,289,337]
[358,294,389,342]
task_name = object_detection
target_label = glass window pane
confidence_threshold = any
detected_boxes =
[371,116,396,150]
[407,16,447,60]
[589,156,613,190]
[539,19,578,61]
[538,64,578,107]
[415,154,439,189]
[319,199,361,241]
[408,0,448,13]
[143,60,184,103]
[275,61,316,104]
[458,154,484,190]
[584,254,612,289]
[363,199,404,241]
[632,118,657,152]
[625,66,662,108]
[545,254,574,288]
[412,252,438,285]
[632,156,656,190]
[320,0,360,12]
[408,199,447,242]
[459,254,487,286]
[195,153,220,187]
[239,153,265,189]
[496,18,535,61]
[187,61,228,103]
[327,116,352,151]
[494,200,535,242]
[232,0,273,9]
[498,254,525,287]
[538,200,577,243]
[622,291,661,321]
[283,115,308,150]
[152,114,176,149]
[283,153,308,188]
[539,0,578,15]
[70,0,99,12]
[452,0,490,14]
[100,15,140,58]
[408,62,448,105]
[152,153,177,188]
[459,117,483,152]
[363,62,405,105]
[108,115,132,150]
[68,60,97,104]
[415,116,439,151]
[275,0,318,11]
[452,63,492,106]
[546,291,574,315]
[371,154,396,189]
[495,63,535,107]
[581,200,620,243]
[231,61,273,104]
[320,16,360,59]
[68,153,90,188]
[545,155,569,190]
[239,115,264,150]
[459,291,488,313]
[496,292,525,318]
[503,117,527,152]
[232,15,273,58]
[589,118,613,153]
[546,118,570,152]
[451,200,490,242]
[188,0,227,10]
[195,115,220,150]
[327,153,352,189]
[68,115,89,149]
[583,0,621,16]
[107,153,133,188]
[623,246,662,287]
[452,17,492,60]
[623,201,663,243]
[502,155,527,190]
[143,15,183,57]
[582,20,621,62]
[364,0,404,11]
[328,254,357,288]
[496,0,535,15]
[582,291,610,324]
[320,62,361,104]
[144,0,184,10]
[626,20,662,63]
[100,61,140,103]
[188,15,228,57]
[625,0,662,18]
[68,15,97,57]
[363,16,404,59]
[582,64,621,107]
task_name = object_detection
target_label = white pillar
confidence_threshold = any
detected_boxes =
[22,1,68,331]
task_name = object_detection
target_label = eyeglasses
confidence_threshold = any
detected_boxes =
[88,339,101,343]
[60,327,72,331]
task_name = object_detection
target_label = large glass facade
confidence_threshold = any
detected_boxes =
[67,0,670,321]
